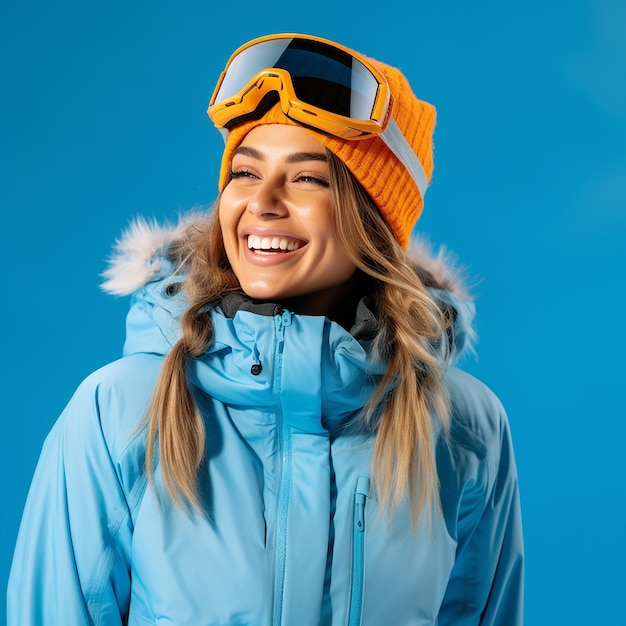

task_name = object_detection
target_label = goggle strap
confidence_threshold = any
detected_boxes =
[380,117,428,200]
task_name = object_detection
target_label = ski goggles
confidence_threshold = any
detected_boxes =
[207,34,428,199]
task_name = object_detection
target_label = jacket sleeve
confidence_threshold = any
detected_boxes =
[7,366,148,625]
[438,382,524,626]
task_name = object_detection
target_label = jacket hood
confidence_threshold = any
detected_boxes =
[101,214,476,363]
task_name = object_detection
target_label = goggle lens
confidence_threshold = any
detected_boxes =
[213,37,381,121]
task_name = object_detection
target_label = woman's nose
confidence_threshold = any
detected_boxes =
[246,180,288,219]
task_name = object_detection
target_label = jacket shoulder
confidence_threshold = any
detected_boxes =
[439,367,511,493]
[66,354,163,469]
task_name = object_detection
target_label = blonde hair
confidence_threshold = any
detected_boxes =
[146,151,452,524]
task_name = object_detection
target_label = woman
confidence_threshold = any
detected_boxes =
[8,34,523,625]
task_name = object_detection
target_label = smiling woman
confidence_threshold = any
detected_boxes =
[219,124,357,315]
[8,33,524,625]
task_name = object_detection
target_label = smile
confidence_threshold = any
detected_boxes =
[246,235,306,253]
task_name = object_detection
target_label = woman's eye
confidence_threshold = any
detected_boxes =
[230,169,257,180]
[295,175,329,187]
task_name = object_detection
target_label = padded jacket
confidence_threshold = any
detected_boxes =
[8,218,524,625]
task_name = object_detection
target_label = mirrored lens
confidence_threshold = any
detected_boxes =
[214,37,380,120]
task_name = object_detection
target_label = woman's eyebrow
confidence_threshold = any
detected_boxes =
[232,146,327,164]
[286,152,328,164]
[232,146,263,160]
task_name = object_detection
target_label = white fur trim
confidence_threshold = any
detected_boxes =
[101,215,195,295]
[408,235,475,299]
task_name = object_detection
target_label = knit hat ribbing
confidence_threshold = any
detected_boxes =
[216,56,436,249]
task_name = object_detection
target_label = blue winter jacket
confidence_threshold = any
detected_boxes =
[8,219,524,625]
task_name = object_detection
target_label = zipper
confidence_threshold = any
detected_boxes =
[348,475,370,626]
[272,308,293,625]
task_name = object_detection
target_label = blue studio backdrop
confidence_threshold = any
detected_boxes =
[1,1,625,623]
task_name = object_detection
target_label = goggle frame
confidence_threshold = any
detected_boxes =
[208,33,393,141]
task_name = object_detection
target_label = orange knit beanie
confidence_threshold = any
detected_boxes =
[215,56,436,249]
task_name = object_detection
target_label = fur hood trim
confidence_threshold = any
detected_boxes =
[100,213,203,296]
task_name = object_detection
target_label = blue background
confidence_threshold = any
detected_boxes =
[1,1,625,623]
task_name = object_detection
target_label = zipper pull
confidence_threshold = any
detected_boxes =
[281,310,292,328]
[354,475,370,532]
[274,309,293,346]
[355,494,366,532]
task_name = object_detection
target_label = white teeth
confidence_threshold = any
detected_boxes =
[247,235,301,251]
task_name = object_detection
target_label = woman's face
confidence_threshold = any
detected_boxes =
[219,124,357,316]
